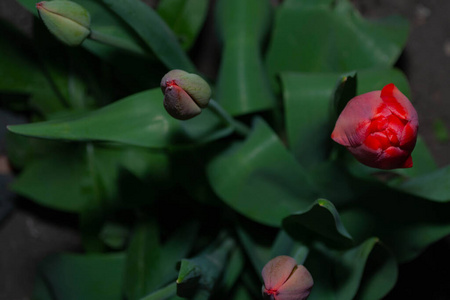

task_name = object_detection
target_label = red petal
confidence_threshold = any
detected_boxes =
[277,265,314,300]
[381,84,418,124]
[262,256,297,291]
[400,121,418,150]
[331,91,383,147]
[401,155,413,168]
[375,147,411,169]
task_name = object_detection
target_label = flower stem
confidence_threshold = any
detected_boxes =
[88,30,146,56]
[208,99,251,137]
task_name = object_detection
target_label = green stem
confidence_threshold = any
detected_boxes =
[208,99,251,137]
[140,282,177,300]
[89,30,146,56]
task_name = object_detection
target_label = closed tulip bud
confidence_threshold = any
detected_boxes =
[331,83,419,169]
[36,1,91,46]
[160,69,211,120]
[262,256,313,300]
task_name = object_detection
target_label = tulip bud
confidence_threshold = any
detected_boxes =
[36,1,91,46]
[331,83,419,170]
[160,69,211,120]
[262,256,313,300]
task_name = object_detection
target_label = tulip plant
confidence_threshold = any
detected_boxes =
[2,0,450,299]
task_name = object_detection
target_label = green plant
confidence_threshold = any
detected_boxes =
[2,0,450,299]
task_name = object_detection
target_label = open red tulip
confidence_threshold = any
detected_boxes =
[262,256,313,300]
[331,83,418,169]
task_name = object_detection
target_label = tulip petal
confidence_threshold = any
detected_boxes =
[376,146,411,169]
[331,91,382,147]
[381,83,418,124]
[163,85,201,120]
[277,265,313,300]
[400,121,418,150]
[262,256,297,291]
[348,143,382,168]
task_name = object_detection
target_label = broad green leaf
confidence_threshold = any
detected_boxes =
[124,221,199,300]
[177,237,235,298]
[11,144,91,212]
[36,253,125,300]
[207,118,318,227]
[340,189,450,263]
[266,0,409,79]
[8,89,233,148]
[306,238,397,300]
[356,68,411,98]
[281,72,337,167]
[283,199,354,248]
[214,0,276,116]
[395,165,450,202]
[100,0,196,72]
[310,161,371,207]
[157,0,209,50]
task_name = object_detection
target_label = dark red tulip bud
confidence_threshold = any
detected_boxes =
[331,83,419,169]
[262,256,313,300]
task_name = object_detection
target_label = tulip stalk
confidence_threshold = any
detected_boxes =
[208,99,251,137]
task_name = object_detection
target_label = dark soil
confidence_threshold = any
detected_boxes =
[1,0,449,299]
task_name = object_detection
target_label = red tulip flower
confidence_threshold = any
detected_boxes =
[331,83,418,169]
[262,256,313,300]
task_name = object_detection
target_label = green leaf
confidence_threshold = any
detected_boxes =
[281,72,337,168]
[177,237,235,298]
[8,89,233,148]
[157,0,209,50]
[207,118,318,227]
[214,0,276,116]
[100,0,196,72]
[306,238,397,300]
[11,144,91,212]
[124,221,199,300]
[36,253,125,300]
[340,190,450,263]
[266,0,409,79]
[283,199,354,248]
[395,165,450,202]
